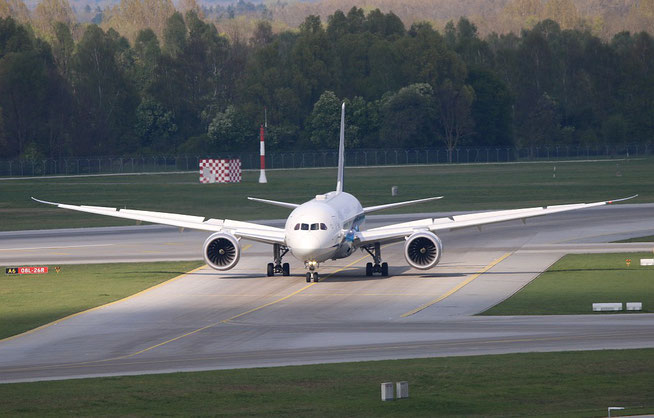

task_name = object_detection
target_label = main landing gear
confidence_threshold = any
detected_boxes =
[267,244,290,277]
[363,242,389,277]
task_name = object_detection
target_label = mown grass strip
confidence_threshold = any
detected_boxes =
[482,253,654,315]
[0,158,650,231]
[0,349,652,417]
[615,235,654,243]
[0,261,204,340]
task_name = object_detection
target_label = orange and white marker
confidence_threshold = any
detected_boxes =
[258,124,267,183]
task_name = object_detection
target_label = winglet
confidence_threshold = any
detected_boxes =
[31,197,58,206]
[606,194,638,204]
[336,102,345,193]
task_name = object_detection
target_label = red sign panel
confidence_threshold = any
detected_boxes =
[18,267,49,274]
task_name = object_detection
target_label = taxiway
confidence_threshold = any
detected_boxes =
[1,204,653,383]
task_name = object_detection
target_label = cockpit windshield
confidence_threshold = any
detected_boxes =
[294,223,328,231]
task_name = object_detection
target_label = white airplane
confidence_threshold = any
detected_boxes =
[34,104,636,282]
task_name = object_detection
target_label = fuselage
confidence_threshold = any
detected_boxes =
[284,191,363,263]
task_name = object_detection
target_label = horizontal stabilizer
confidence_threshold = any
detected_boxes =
[363,196,443,214]
[247,197,299,209]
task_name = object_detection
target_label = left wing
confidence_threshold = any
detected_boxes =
[355,195,638,246]
[31,197,286,245]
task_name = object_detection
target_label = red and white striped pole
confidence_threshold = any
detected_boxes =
[258,124,267,183]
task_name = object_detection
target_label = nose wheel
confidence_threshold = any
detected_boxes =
[267,244,290,277]
[305,272,320,283]
[304,260,320,282]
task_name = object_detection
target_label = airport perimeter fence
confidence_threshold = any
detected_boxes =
[0,144,649,177]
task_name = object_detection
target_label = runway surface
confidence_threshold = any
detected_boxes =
[1,203,654,383]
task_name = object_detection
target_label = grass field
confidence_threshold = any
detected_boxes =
[616,235,654,243]
[0,261,203,340]
[0,158,650,231]
[0,349,652,416]
[482,253,654,315]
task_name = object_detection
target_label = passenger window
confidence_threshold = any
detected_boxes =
[311,223,319,230]
[320,223,327,230]
[301,223,309,230]
[294,223,300,230]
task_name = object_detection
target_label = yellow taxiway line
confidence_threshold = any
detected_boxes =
[119,252,374,359]
[400,252,513,318]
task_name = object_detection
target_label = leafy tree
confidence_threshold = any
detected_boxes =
[207,105,252,151]
[437,80,475,161]
[250,20,273,47]
[51,21,73,80]
[135,99,177,151]
[380,83,437,148]
[162,11,186,57]
[0,51,49,157]
[307,90,340,148]
[0,0,30,23]
[0,15,32,57]
[32,0,75,41]
[72,24,138,154]
[468,68,513,146]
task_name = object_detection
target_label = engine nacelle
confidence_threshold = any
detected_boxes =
[203,232,240,270]
[404,231,443,270]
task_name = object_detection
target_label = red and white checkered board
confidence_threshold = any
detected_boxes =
[199,159,241,183]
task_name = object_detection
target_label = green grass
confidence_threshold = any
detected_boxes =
[615,235,654,243]
[0,158,650,231]
[482,253,654,315]
[0,261,203,340]
[0,349,652,416]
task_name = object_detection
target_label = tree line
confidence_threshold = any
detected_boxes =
[0,7,652,160]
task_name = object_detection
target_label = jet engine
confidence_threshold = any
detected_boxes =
[404,231,442,270]
[203,232,240,270]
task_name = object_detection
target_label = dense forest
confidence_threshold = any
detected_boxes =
[0,4,653,159]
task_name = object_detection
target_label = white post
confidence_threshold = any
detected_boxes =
[381,382,394,401]
[258,124,267,183]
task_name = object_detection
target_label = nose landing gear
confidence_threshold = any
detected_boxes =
[363,242,389,277]
[304,260,320,282]
[267,244,290,277]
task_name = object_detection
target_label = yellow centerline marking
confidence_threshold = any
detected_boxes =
[400,252,513,318]
[119,252,374,359]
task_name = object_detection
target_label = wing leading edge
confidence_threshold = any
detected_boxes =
[355,195,638,246]
[31,197,286,245]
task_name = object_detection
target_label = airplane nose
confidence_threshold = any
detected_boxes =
[288,234,332,260]
[290,235,319,259]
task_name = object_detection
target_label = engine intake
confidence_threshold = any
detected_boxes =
[404,231,442,270]
[203,232,240,270]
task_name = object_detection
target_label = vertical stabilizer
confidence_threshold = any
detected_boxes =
[336,102,345,193]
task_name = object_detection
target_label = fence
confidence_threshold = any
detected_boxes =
[0,144,649,177]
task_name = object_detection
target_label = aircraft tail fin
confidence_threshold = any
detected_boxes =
[336,102,345,193]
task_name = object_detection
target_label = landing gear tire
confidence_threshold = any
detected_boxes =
[366,262,373,276]
[282,263,290,276]
[267,263,274,277]
[306,272,311,283]
[363,243,389,277]
[381,262,389,276]
[312,273,319,282]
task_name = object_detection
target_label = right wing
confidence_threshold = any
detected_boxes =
[355,195,638,246]
[32,197,286,245]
